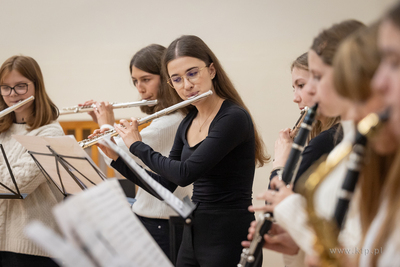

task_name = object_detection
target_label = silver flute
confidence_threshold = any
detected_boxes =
[59,99,158,115]
[78,90,213,149]
[0,96,35,118]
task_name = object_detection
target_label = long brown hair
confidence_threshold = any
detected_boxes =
[333,22,397,267]
[162,35,270,167]
[129,44,187,115]
[0,55,58,132]
[370,3,400,266]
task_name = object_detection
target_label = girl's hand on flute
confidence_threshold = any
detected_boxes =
[273,128,293,169]
[93,101,115,127]
[88,128,119,161]
[115,118,142,149]
[80,100,98,123]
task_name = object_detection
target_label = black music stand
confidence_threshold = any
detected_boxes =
[28,145,107,197]
[0,144,27,199]
[13,135,107,197]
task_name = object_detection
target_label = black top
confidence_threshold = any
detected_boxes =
[111,100,256,209]
[269,124,342,190]
[294,123,342,185]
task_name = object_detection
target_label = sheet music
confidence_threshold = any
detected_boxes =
[26,179,172,267]
[13,135,105,194]
[102,138,195,219]
[24,222,97,267]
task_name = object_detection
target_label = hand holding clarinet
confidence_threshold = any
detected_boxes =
[238,104,318,267]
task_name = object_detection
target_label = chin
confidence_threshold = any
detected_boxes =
[372,124,399,155]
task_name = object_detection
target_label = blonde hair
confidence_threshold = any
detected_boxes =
[333,24,380,101]
[291,52,340,139]
[0,55,58,132]
[333,22,397,266]
[371,150,400,267]
[368,3,400,265]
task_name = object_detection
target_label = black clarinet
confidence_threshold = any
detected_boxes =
[333,110,389,230]
[238,104,318,267]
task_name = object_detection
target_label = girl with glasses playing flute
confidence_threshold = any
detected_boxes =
[93,35,270,267]
[82,44,192,260]
[0,55,64,266]
[246,20,366,267]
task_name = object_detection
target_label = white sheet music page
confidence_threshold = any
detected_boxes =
[102,138,194,218]
[24,221,97,267]
[52,179,172,267]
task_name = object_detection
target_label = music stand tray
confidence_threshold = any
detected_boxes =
[13,135,107,197]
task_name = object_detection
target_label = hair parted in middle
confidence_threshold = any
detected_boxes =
[162,35,270,167]
[0,55,59,133]
[129,44,187,115]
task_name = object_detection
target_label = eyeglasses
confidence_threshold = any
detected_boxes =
[0,82,31,96]
[167,66,208,89]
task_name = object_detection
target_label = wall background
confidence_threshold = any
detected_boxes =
[0,0,396,265]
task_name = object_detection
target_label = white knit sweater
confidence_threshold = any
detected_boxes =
[274,120,362,266]
[0,121,65,257]
[101,112,193,219]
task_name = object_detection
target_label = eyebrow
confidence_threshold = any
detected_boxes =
[1,81,28,86]
[382,48,400,58]
[170,67,197,77]
[294,78,306,86]
[132,75,152,80]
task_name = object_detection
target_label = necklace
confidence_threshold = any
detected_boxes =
[198,99,220,132]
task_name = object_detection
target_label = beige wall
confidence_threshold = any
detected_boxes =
[0,0,396,265]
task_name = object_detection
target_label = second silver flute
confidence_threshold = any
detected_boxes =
[78,90,213,149]
[60,99,158,115]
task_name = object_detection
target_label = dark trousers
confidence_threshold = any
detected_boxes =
[136,215,172,259]
[176,208,260,267]
[0,251,59,267]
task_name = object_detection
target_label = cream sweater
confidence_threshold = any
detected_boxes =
[274,120,362,266]
[360,200,400,266]
[101,112,193,219]
[0,121,65,257]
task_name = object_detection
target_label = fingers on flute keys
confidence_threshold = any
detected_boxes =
[88,128,109,139]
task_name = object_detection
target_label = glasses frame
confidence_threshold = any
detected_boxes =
[0,82,32,96]
[167,66,208,89]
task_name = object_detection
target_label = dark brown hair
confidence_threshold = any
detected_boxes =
[129,44,186,115]
[0,55,58,132]
[162,35,270,167]
[385,1,400,29]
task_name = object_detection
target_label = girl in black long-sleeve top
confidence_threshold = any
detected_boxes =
[96,35,270,267]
